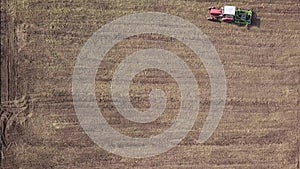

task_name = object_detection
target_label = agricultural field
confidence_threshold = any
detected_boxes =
[1,0,299,168]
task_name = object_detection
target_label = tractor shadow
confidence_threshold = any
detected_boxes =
[249,11,261,29]
[210,19,222,23]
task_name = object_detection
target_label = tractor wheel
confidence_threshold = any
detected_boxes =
[207,17,213,21]
[208,7,215,10]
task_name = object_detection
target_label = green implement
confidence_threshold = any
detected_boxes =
[234,9,253,25]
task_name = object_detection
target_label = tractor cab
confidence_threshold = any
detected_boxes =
[221,6,236,23]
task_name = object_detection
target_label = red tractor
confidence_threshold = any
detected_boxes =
[207,6,235,23]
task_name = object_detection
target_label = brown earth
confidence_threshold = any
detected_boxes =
[1,0,300,168]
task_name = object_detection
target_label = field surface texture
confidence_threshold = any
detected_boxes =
[1,0,300,168]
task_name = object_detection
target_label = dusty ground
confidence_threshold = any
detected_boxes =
[1,0,300,168]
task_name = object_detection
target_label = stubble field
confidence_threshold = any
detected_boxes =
[1,0,299,168]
